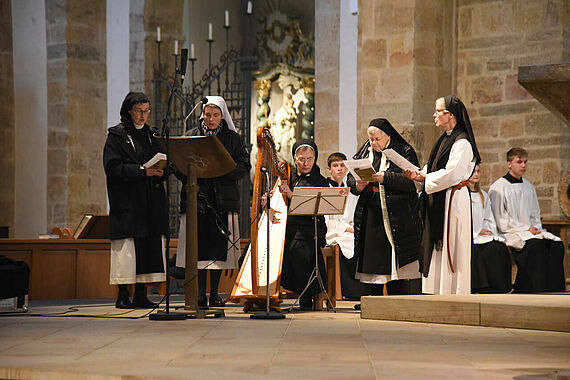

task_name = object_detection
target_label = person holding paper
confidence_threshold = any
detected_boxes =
[278,140,329,311]
[103,91,167,309]
[488,147,564,293]
[404,95,480,295]
[350,119,422,295]
[175,96,251,308]
[468,165,512,293]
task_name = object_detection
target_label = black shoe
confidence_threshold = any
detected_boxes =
[115,295,134,309]
[209,295,225,307]
[198,295,208,309]
[354,303,361,310]
[299,298,313,311]
[132,294,159,309]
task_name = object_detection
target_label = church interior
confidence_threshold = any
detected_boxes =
[1,0,569,378]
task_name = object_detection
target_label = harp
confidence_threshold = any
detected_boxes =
[228,126,290,310]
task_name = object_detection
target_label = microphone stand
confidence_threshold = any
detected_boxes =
[149,61,187,321]
[251,167,285,320]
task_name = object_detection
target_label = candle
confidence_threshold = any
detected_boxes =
[174,40,178,55]
[247,1,252,14]
[190,43,195,59]
[156,26,161,42]
[208,23,213,40]
[224,10,230,27]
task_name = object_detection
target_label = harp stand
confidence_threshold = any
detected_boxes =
[251,168,285,319]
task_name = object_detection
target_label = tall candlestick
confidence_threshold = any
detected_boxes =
[247,1,252,14]
[174,40,178,55]
[156,26,161,42]
[208,23,213,40]
[224,10,230,27]
[190,43,195,59]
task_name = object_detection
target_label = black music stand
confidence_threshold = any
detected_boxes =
[286,187,349,312]
[153,135,235,319]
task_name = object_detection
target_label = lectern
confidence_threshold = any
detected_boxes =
[168,135,236,317]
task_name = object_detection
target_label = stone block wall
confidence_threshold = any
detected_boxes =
[357,0,454,164]
[0,0,14,235]
[315,0,340,170]
[46,0,68,229]
[65,0,108,227]
[456,0,570,218]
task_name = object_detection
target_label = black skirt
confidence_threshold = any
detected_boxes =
[357,193,392,275]
[471,240,512,293]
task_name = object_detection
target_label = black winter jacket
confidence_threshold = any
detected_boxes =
[103,124,167,240]
[350,140,422,268]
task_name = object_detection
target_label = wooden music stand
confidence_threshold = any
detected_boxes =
[168,135,236,318]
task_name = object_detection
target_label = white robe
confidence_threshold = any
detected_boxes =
[175,212,241,270]
[422,138,475,295]
[471,190,505,245]
[488,177,560,250]
[109,237,167,284]
[324,177,357,260]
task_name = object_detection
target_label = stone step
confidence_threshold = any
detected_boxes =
[360,293,570,332]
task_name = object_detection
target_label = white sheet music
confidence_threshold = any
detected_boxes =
[382,148,420,171]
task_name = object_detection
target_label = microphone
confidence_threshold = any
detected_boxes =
[178,48,188,81]
[183,97,209,126]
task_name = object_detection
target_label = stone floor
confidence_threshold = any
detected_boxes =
[0,296,569,379]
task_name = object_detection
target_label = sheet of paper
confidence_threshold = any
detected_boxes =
[343,159,376,181]
[382,148,420,171]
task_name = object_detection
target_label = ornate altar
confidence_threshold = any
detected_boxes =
[251,8,315,168]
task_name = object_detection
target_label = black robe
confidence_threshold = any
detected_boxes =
[103,124,167,275]
[280,164,329,297]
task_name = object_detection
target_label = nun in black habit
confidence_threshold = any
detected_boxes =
[350,119,422,295]
[278,140,329,311]
[103,91,168,309]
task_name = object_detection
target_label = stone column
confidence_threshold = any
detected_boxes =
[357,0,453,164]
[65,0,108,227]
[314,0,340,170]
[12,1,48,238]
[0,0,15,236]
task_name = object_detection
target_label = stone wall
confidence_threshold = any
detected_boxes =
[65,0,108,227]
[357,0,454,165]
[0,0,14,235]
[46,0,68,229]
[456,0,570,218]
[314,0,340,170]
[130,0,146,92]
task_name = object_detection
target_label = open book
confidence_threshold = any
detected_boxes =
[381,149,420,171]
[143,152,167,169]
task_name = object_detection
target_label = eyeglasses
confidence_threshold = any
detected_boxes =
[131,109,151,116]
[295,157,314,164]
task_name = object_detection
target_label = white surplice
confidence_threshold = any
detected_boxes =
[324,177,357,260]
[422,138,475,295]
[488,177,561,250]
[471,190,505,244]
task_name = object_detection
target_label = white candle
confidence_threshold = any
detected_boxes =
[156,26,161,42]
[190,43,195,59]
[247,1,252,14]
[208,23,213,40]
[174,40,178,55]
[224,10,230,27]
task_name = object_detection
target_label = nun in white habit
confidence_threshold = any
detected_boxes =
[405,95,481,295]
